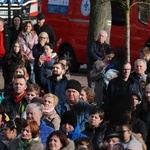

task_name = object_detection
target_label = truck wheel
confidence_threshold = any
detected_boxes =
[60,46,80,72]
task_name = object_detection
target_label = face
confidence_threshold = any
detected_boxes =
[39,34,48,46]
[119,126,131,143]
[44,45,53,56]
[14,68,24,76]
[37,19,45,27]
[134,60,146,76]
[13,78,27,95]
[4,125,17,140]
[49,135,63,150]
[21,125,32,140]
[104,53,115,63]
[98,31,107,43]
[131,95,139,108]
[13,17,21,27]
[52,64,64,76]
[145,85,150,102]
[13,43,20,53]
[25,23,32,33]
[122,63,131,80]
[62,123,74,133]
[107,137,120,150]
[26,107,42,125]
[66,89,80,106]
[0,114,2,122]
[89,113,103,127]
[44,97,55,110]
[26,91,37,103]
[80,90,87,102]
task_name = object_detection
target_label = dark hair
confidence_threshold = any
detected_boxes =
[58,57,70,68]
[5,118,24,135]
[89,106,104,120]
[44,43,54,49]
[53,62,66,70]
[105,47,115,55]
[0,105,6,122]
[11,15,22,26]
[46,130,68,150]
[75,137,94,150]
[22,120,39,138]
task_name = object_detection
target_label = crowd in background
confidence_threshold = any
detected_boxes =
[0,12,150,150]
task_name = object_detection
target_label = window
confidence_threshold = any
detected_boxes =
[138,0,150,25]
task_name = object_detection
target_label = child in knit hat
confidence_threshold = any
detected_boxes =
[61,110,87,141]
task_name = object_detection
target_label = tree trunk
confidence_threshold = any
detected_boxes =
[126,0,130,62]
[87,0,111,49]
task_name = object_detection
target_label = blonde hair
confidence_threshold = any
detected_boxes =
[39,32,49,43]
[43,93,58,106]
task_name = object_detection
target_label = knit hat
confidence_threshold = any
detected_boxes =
[37,13,45,20]
[66,79,81,93]
[31,97,45,105]
[61,111,77,128]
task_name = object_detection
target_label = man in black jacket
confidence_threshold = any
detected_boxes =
[105,61,142,123]
[34,13,56,46]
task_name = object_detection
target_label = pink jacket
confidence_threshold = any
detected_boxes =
[18,31,38,61]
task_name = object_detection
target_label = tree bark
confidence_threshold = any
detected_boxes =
[87,0,111,49]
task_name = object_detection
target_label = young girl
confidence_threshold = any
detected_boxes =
[3,41,29,96]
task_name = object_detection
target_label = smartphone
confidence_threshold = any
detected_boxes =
[44,56,51,62]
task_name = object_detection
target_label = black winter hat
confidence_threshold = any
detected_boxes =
[37,13,45,20]
[61,111,77,128]
[66,79,81,93]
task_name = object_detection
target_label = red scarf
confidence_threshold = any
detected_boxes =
[11,91,26,103]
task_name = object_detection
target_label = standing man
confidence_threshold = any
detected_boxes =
[39,62,69,109]
[131,58,147,82]
[87,30,110,89]
[105,61,142,123]
[2,75,27,119]
[34,13,56,46]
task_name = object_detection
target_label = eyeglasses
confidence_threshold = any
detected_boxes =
[39,36,47,39]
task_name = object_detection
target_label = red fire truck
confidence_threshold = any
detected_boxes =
[41,0,150,72]
[0,0,40,24]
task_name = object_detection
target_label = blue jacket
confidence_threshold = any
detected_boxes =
[61,100,91,132]
[40,119,54,145]
[39,66,68,105]
[63,124,87,141]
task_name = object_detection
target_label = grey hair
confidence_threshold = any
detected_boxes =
[98,30,108,38]
[25,103,43,115]
[134,59,147,68]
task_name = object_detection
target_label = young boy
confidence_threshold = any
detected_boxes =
[21,83,40,118]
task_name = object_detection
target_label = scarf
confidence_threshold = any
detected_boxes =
[18,138,32,150]
[11,91,26,103]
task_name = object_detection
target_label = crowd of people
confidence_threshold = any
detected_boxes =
[0,12,150,150]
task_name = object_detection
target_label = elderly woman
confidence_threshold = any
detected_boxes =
[9,120,44,150]
[32,32,50,85]
[42,93,61,130]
